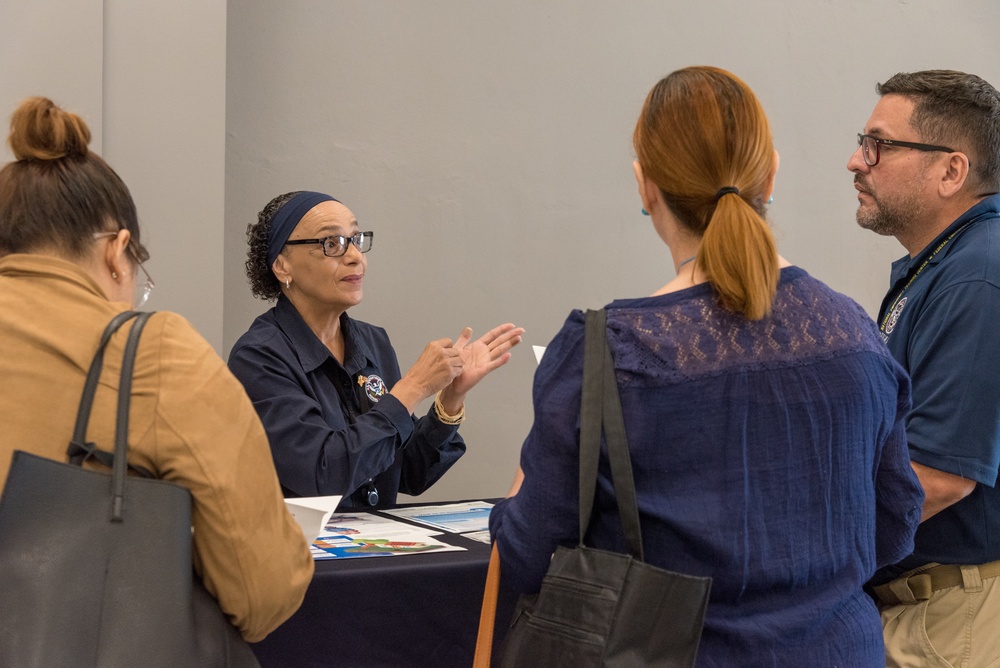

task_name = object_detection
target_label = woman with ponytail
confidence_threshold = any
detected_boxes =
[490,67,924,665]
[0,97,313,648]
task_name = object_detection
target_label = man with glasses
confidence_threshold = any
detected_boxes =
[848,70,1000,666]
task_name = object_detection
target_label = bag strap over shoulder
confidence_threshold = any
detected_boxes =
[66,311,157,508]
[580,309,644,561]
[579,309,605,545]
[68,310,140,452]
[109,311,154,520]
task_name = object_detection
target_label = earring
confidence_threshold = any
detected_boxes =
[641,208,650,216]
[767,196,774,205]
[111,272,118,280]
[285,278,290,289]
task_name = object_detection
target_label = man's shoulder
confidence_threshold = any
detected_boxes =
[946,215,1000,286]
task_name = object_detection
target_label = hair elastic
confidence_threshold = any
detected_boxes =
[266,191,341,267]
[714,186,740,202]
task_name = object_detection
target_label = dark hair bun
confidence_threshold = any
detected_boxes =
[8,96,91,161]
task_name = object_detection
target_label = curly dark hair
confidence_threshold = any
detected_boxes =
[245,190,303,300]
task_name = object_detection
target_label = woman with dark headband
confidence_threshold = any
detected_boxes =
[229,191,522,509]
[489,67,924,665]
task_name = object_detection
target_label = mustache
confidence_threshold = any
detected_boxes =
[854,174,872,192]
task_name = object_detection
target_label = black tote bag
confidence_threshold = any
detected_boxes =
[0,311,258,668]
[496,309,712,668]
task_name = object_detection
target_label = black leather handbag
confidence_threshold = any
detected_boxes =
[492,309,712,668]
[0,311,258,667]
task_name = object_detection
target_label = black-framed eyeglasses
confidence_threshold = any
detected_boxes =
[284,231,374,257]
[857,133,956,167]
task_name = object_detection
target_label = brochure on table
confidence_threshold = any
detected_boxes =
[459,530,492,544]
[383,500,495,534]
[310,511,466,560]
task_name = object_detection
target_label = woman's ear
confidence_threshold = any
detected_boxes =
[764,150,780,202]
[271,254,290,286]
[104,229,132,281]
[633,160,657,215]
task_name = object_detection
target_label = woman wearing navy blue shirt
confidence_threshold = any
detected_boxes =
[489,67,924,666]
[229,191,522,509]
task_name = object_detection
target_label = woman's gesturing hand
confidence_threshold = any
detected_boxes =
[440,323,524,408]
[391,323,523,416]
[391,338,465,413]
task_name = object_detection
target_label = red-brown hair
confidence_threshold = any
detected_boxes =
[633,66,778,320]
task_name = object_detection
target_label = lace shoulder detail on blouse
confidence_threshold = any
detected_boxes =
[608,274,887,387]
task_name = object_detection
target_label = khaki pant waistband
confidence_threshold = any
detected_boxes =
[874,559,1000,606]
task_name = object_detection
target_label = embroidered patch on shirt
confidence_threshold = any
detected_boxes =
[885,297,907,335]
[359,374,387,403]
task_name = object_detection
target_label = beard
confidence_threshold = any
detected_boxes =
[854,176,921,238]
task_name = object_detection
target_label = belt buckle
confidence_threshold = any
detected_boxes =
[887,572,933,604]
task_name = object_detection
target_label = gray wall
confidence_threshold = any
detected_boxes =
[224,1,1000,502]
[1,0,227,350]
[0,1,104,155]
[6,2,999,504]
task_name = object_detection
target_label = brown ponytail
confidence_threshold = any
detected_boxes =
[633,66,779,320]
[0,97,144,260]
[700,193,778,319]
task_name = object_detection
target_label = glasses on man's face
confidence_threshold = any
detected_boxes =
[857,133,956,167]
[92,231,155,308]
[284,231,374,258]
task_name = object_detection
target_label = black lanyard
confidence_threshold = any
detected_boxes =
[878,226,965,335]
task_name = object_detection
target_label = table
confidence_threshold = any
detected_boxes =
[251,502,519,668]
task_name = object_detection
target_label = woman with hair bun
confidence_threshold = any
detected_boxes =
[489,67,924,665]
[0,97,313,647]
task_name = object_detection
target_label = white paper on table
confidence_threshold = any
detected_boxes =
[309,532,466,560]
[284,495,343,544]
[319,512,441,539]
[460,530,492,544]
[532,345,546,365]
[383,501,494,534]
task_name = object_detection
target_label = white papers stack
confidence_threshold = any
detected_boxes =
[384,501,495,544]
[284,495,343,544]
[383,500,494,534]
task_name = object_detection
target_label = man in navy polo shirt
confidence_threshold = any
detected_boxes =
[848,70,1000,666]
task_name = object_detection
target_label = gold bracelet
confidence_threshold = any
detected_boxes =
[434,392,465,425]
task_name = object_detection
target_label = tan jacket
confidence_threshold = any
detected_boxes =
[0,254,314,642]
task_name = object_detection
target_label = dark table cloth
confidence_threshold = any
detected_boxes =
[252,503,517,668]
